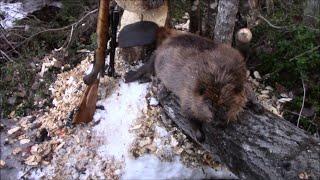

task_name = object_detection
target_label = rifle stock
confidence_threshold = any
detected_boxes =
[73,0,109,124]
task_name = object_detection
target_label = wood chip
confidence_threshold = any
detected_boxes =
[20,139,30,145]
[0,160,5,168]
[25,155,42,166]
[7,126,21,135]
[12,147,22,155]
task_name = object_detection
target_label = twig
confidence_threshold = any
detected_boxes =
[258,15,288,30]
[65,25,75,49]
[55,24,75,51]
[63,24,74,50]
[0,50,14,62]
[0,32,21,56]
[289,45,320,62]
[13,8,98,49]
[284,110,307,118]
[297,75,306,127]
[19,167,35,179]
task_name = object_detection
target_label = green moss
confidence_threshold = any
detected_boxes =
[251,1,320,132]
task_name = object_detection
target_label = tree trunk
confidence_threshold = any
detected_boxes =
[266,0,274,14]
[202,0,219,39]
[189,0,201,34]
[214,0,239,44]
[159,93,320,179]
[303,0,320,28]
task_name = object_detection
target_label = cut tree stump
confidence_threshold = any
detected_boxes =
[159,93,320,179]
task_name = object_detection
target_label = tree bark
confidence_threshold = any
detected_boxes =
[214,0,239,44]
[189,0,201,34]
[303,0,320,28]
[265,0,274,14]
[202,0,219,39]
[159,93,320,179]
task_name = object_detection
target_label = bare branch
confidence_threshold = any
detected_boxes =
[297,75,306,127]
[289,45,320,62]
[13,9,98,49]
[0,50,14,62]
[0,32,21,56]
[55,24,75,52]
[258,15,288,30]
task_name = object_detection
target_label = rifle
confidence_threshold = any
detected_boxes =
[72,0,120,124]
[106,5,120,77]
[84,2,120,85]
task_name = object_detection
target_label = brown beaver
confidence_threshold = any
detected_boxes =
[120,23,263,141]
[125,28,251,123]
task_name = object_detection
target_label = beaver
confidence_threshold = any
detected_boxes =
[120,22,261,140]
[125,27,250,121]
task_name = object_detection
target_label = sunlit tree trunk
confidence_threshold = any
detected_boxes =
[213,0,239,44]
[303,0,320,28]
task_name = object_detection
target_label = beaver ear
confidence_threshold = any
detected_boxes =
[118,21,159,48]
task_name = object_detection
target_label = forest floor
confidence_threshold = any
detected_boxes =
[0,39,291,180]
[1,51,238,179]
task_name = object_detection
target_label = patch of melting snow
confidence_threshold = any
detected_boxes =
[0,2,27,28]
[93,80,149,160]
[0,1,63,29]
[123,155,232,179]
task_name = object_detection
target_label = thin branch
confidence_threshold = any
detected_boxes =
[284,110,307,118]
[0,32,21,56]
[0,50,14,62]
[13,8,98,49]
[289,45,320,62]
[65,25,75,49]
[19,167,35,179]
[258,15,288,30]
[55,24,75,51]
[297,75,306,127]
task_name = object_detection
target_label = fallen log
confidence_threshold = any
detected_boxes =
[159,93,320,179]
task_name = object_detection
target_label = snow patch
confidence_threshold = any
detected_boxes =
[93,81,149,160]
[149,97,159,106]
[123,155,234,179]
[0,1,63,29]
[0,2,27,28]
